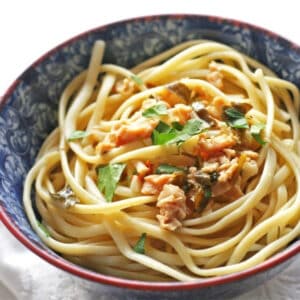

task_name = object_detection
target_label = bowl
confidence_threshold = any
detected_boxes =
[0,14,300,300]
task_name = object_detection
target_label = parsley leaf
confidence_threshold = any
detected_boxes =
[68,130,87,141]
[204,186,212,200]
[97,163,126,202]
[142,104,168,117]
[169,119,207,144]
[171,121,184,131]
[250,123,266,145]
[131,75,144,86]
[224,107,249,129]
[37,221,50,237]
[151,119,207,145]
[133,233,147,254]
[197,186,212,212]
[152,130,177,145]
[156,164,184,174]
[151,121,177,145]
[156,121,172,133]
[182,119,205,135]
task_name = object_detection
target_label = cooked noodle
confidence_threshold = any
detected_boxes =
[23,40,300,281]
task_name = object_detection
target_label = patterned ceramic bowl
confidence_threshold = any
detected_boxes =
[0,15,299,300]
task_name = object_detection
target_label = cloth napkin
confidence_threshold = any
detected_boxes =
[0,222,299,300]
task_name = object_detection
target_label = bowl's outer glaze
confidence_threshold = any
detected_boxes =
[0,14,300,300]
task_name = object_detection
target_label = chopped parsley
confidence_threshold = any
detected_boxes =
[250,123,266,145]
[197,186,212,212]
[37,221,50,237]
[171,121,184,131]
[224,107,249,129]
[97,163,126,202]
[156,164,184,174]
[133,233,147,254]
[151,122,177,145]
[68,130,87,141]
[151,119,208,145]
[203,186,212,200]
[142,104,168,117]
[131,75,144,86]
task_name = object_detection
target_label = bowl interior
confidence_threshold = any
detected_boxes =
[0,14,300,289]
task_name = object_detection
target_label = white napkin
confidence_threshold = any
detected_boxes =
[0,222,299,300]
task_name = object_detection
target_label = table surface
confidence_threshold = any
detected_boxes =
[1,1,300,299]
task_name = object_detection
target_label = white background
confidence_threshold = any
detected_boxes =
[1,1,300,299]
[1,0,300,95]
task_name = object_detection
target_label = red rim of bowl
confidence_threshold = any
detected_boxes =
[0,14,300,291]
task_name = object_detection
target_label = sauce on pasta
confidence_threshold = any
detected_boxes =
[23,40,300,281]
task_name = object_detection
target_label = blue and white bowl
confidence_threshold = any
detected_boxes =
[0,14,299,300]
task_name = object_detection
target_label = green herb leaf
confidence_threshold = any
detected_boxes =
[151,119,207,145]
[151,121,177,145]
[182,119,205,135]
[250,123,266,145]
[97,163,126,202]
[171,121,184,131]
[68,130,87,141]
[142,104,168,117]
[169,119,206,144]
[204,186,212,200]
[197,186,212,212]
[37,221,50,237]
[133,233,147,254]
[156,121,172,133]
[152,130,177,145]
[156,164,184,174]
[131,75,144,86]
[224,107,249,129]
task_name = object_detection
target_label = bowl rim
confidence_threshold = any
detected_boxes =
[1,13,300,291]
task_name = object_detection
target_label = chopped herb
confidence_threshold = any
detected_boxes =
[68,130,87,141]
[171,121,184,131]
[204,186,212,200]
[169,119,207,144]
[131,75,144,86]
[197,186,212,212]
[37,221,50,237]
[250,123,266,145]
[224,107,249,129]
[156,164,184,174]
[182,119,205,136]
[142,104,168,117]
[97,163,126,202]
[133,233,147,254]
[151,119,208,145]
[152,128,177,145]
[151,121,177,145]
[156,121,172,133]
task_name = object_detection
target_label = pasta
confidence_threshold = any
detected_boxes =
[23,40,300,281]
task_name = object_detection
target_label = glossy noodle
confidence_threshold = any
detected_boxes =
[23,40,300,281]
